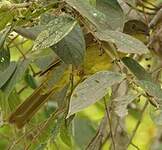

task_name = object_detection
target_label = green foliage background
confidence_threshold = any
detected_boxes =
[0,0,161,150]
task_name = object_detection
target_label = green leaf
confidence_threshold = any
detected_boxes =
[65,0,111,30]
[33,15,77,50]
[0,90,7,114]
[138,80,162,102]
[122,57,152,81]
[16,23,85,66]
[0,62,16,88]
[60,123,72,147]
[122,57,162,105]
[0,27,12,49]
[95,30,149,54]
[40,13,56,25]
[96,0,124,30]
[0,89,20,117]
[0,11,13,31]
[2,59,30,97]
[74,116,96,149]
[14,25,46,40]
[113,92,139,117]
[7,89,21,113]
[0,46,10,71]
[24,71,37,89]
[67,71,125,117]
[52,25,86,66]
[51,116,65,140]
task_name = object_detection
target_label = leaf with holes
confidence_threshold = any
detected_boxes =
[17,23,86,66]
[122,57,162,106]
[67,71,125,117]
[33,15,77,50]
[122,57,152,81]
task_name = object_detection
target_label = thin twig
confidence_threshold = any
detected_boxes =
[149,8,162,28]
[0,132,11,141]
[137,0,158,10]
[126,2,155,15]
[131,142,140,150]
[86,114,109,150]
[24,108,65,150]
[104,98,116,150]
[14,41,36,75]
[126,100,149,148]
[9,2,33,9]
[8,124,42,150]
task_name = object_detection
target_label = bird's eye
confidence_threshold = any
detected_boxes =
[131,23,136,30]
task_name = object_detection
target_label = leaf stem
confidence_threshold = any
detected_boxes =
[104,98,116,150]
[126,100,148,148]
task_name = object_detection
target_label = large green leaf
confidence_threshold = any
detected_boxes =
[96,0,124,30]
[52,25,86,66]
[0,62,16,88]
[65,0,111,30]
[2,59,30,97]
[122,57,162,105]
[95,30,149,54]
[67,71,125,117]
[122,57,152,81]
[15,24,85,66]
[33,15,77,50]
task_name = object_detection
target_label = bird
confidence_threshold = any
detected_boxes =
[8,18,151,128]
